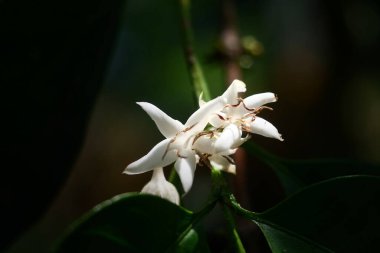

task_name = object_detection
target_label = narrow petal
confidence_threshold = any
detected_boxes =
[174,154,197,194]
[214,123,242,153]
[141,167,180,205]
[221,79,247,105]
[137,102,184,138]
[124,138,177,174]
[210,155,236,174]
[243,92,277,109]
[185,96,224,132]
[249,117,283,141]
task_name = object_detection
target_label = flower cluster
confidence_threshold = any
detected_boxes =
[124,80,283,204]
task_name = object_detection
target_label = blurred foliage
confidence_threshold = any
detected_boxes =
[245,141,380,195]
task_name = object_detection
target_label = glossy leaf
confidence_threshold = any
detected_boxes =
[245,142,380,195]
[257,223,332,253]
[177,228,211,253]
[54,193,213,253]
[258,176,380,252]
[231,176,380,253]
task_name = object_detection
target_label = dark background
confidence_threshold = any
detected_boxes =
[2,0,380,252]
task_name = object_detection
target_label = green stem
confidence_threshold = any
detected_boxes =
[223,191,260,221]
[178,0,211,101]
[222,204,247,253]
[211,169,247,252]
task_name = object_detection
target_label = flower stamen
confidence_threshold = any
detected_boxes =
[195,151,212,168]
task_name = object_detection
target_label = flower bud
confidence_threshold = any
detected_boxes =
[141,167,180,205]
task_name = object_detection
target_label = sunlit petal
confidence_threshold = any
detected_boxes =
[137,102,184,138]
[214,123,242,153]
[124,138,177,174]
[249,117,283,141]
[185,96,224,132]
[192,135,215,154]
[243,92,277,109]
[221,79,246,104]
[218,148,238,156]
[209,112,226,128]
[174,154,197,194]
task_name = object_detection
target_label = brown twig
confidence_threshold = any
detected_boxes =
[220,0,243,82]
[220,0,249,207]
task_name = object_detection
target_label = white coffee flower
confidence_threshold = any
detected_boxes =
[124,79,283,200]
[124,96,225,194]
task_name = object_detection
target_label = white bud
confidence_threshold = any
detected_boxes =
[141,167,180,205]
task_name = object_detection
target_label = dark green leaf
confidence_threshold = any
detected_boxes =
[54,193,213,253]
[256,176,380,253]
[226,176,380,252]
[225,194,332,253]
[176,228,211,253]
[245,142,380,195]
[256,223,332,253]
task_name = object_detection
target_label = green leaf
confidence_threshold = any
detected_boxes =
[244,142,380,195]
[176,228,211,253]
[258,176,380,252]
[226,176,380,252]
[256,223,332,253]
[54,193,214,253]
[225,196,332,253]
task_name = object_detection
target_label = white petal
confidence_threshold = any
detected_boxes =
[249,117,283,141]
[124,138,177,174]
[214,123,242,153]
[218,148,238,156]
[243,92,277,109]
[141,167,180,205]
[193,135,241,155]
[192,135,215,154]
[209,112,227,128]
[174,154,197,194]
[221,79,247,105]
[210,155,236,174]
[137,102,184,138]
[185,96,224,132]
[231,135,251,149]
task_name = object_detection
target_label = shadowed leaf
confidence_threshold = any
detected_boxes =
[54,193,213,253]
